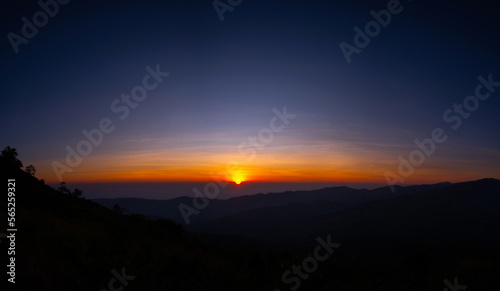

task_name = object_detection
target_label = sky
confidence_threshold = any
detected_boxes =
[1,0,499,197]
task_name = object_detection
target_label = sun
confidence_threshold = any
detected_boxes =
[232,175,245,185]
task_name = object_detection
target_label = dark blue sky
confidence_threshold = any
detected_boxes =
[1,0,499,189]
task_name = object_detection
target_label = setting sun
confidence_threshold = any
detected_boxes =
[233,175,245,185]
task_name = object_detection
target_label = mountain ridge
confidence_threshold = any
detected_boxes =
[93,179,481,224]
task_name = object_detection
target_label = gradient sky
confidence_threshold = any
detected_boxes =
[1,0,499,189]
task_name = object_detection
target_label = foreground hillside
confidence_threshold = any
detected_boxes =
[0,153,283,290]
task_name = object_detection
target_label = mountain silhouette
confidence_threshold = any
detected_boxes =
[93,181,454,224]
[192,179,500,246]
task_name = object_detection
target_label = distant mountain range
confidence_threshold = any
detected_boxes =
[93,181,454,223]
[94,178,500,246]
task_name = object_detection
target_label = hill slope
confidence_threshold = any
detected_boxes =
[0,161,282,290]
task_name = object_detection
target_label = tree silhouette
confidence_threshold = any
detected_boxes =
[57,182,71,195]
[72,188,83,198]
[0,146,23,170]
[113,203,123,214]
[25,164,36,176]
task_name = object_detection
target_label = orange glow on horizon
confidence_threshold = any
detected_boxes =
[39,164,394,184]
[36,138,500,185]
